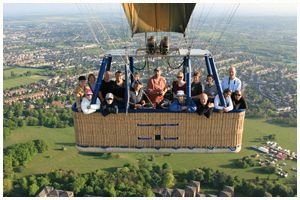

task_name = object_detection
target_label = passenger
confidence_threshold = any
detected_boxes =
[99,71,113,103]
[231,90,248,110]
[74,75,90,112]
[131,72,141,88]
[101,93,119,116]
[172,71,186,98]
[147,67,168,107]
[129,80,146,109]
[111,71,125,105]
[191,71,203,100]
[197,93,214,118]
[214,88,233,113]
[221,65,242,92]
[204,74,217,101]
[81,89,101,115]
[169,90,196,112]
[87,73,96,92]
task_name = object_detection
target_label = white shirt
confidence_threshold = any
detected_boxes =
[221,76,241,92]
[214,94,233,111]
[81,97,101,114]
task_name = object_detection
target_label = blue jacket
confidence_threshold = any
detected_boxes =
[169,98,197,112]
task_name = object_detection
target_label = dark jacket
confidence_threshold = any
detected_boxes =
[232,94,248,110]
[101,101,119,116]
[129,90,144,108]
[197,102,213,118]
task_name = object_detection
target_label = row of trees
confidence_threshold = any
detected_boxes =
[3,102,74,139]
[5,159,296,197]
[4,140,48,196]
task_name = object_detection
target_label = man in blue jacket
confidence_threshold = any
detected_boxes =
[169,90,196,112]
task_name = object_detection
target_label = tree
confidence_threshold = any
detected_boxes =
[33,140,48,153]
[103,183,117,197]
[28,183,39,196]
[20,177,29,193]
[72,176,86,194]
[186,168,205,182]
[161,172,175,188]
[3,178,13,196]
[3,127,11,140]
[272,184,294,197]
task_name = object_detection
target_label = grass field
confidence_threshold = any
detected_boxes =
[4,75,49,89]
[4,67,46,78]
[3,67,50,89]
[4,119,297,181]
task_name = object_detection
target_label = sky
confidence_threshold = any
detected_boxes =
[3,2,298,18]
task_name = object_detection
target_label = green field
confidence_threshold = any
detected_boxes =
[4,75,49,89]
[3,67,50,89]
[4,119,297,181]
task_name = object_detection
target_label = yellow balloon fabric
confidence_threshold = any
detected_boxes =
[122,3,196,36]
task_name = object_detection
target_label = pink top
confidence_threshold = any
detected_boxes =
[147,76,167,95]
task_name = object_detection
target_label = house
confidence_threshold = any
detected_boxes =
[185,186,196,197]
[161,188,173,197]
[219,191,232,197]
[222,185,234,197]
[172,188,185,197]
[189,180,201,193]
[37,186,74,197]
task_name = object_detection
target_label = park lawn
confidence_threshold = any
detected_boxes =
[4,75,49,89]
[4,67,46,78]
[4,119,297,182]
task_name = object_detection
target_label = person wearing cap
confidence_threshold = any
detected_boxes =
[129,81,146,109]
[197,93,214,118]
[74,75,90,112]
[231,90,248,110]
[221,66,242,93]
[172,71,186,98]
[191,71,203,101]
[101,93,119,116]
[169,90,196,112]
[81,89,101,115]
[214,88,233,113]
[99,71,114,103]
[147,67,168,107]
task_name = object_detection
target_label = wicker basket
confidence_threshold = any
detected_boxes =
[74,111,245,153]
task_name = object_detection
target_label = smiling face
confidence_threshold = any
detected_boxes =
[229,66,236,79]
[199,93,208,105]
[224,90,232,98]
[177,95,185,103]
[88,74,96,84]
[79,80,87,87]
[234,90,242,100]
[115,72,122,82]
[154,69,161,77]
[86,93,93,101]
[206,76,213,85]
[177,71,184,81]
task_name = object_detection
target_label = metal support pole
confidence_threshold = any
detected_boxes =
[92,57,108,104]
[106,56,112,71]
[184,56,192,98]
[204,55,213,75]
[124,63,130,114]
[129,56,134,83]
[209,57,226,106]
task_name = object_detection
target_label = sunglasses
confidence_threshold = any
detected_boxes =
[87,94,93,96]
[235,94,241,96]
[106,98,113,100]
[177,76,183,78]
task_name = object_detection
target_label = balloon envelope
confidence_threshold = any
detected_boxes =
[122,3,196,36]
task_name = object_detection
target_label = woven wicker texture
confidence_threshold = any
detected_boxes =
[74,112,245,148]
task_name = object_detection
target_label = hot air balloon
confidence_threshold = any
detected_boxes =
[73,3,245,153]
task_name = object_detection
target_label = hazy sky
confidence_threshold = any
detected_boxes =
[3,3,298,18]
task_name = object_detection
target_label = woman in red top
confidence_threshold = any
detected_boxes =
[147,67,168,107]
[172,71,186,98]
